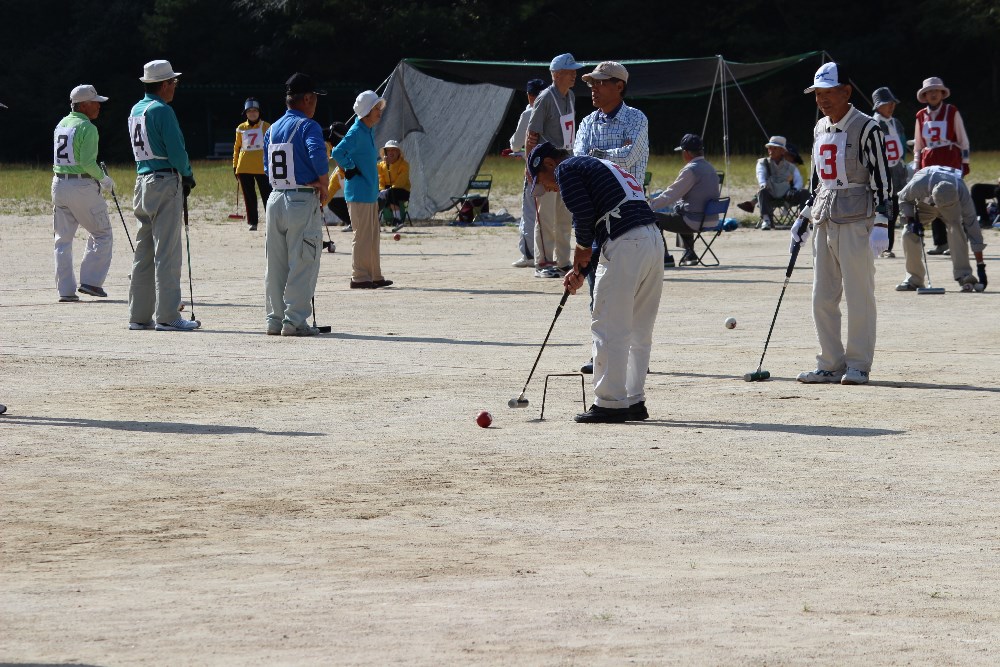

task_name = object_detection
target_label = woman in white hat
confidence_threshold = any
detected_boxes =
[913,76,970,254]
[376,139,410,225]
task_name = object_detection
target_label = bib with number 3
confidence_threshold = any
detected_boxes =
[813,132,849,189]
[267,142,297,188]
[241,128,264,152]
[53,127,77,166]
[922,120,947,148]
[599,159,645,202]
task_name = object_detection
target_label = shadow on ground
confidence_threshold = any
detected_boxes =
[0,416,322,437]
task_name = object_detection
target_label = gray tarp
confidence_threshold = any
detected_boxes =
[376,62,514,220]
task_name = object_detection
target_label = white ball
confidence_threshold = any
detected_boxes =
[724,317,737,329]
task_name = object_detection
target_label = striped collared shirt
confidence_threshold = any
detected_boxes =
[556,155,655,249]
[574,102,649,183]
[810,104,892,206]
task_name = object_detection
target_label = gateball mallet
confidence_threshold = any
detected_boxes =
[916,225,945,295]
[745,242,801,382]
[100,161,135,253]
[228,183,245,220]
[509,288,571,408]
[182,194,200,325]
[311,296,332,334]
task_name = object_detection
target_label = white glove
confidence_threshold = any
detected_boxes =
[869,223,890,257]
[99,175,116,195]
[789,215,810,253]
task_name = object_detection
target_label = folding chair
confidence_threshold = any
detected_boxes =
[449,174,492,223]
[691,197,731,267]
[380,199,412,232]
[771,197,800,229]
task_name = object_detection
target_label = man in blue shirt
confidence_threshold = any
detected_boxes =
[128,59,198,331]
[263,73,330,336]
[528,142,664,423]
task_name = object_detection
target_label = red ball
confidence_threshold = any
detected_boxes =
[476,410,492,428]
[393,233,401,241]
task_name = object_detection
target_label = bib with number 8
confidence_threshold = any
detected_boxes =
[53,127,77,166]
[267,142,298,189]
[813,132,849,189]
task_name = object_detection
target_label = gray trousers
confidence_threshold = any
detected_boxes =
[518,177,535,259]
[51,176,113,297]
[265,190,323,329]
[129,172,183,324]
[902,202,974,285]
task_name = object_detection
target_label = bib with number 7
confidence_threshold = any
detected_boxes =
[813,132,849,189]
[241,127,264,152]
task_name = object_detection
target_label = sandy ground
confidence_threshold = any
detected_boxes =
[3,200,1000,666]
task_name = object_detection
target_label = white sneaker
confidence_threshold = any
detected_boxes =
[511,256,533,268]
[155,318,201,331]
[841,367,870,385]
[280,322,320,336]
[128,321,155,330]
[760,216,773,230]
[796,368,844,383]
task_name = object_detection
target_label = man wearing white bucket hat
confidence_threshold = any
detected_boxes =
[127,59,198,331]
[737,135,809,230]
[332,90,393,289]
[51,84,115,303]
[913,76,970,256]
[794,62,891,386]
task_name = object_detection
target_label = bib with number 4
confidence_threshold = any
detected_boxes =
[53,127,77,166]
[128,107,168,161]
[241,128,264,152]
[267,143,297,188]
[813,132,849,189]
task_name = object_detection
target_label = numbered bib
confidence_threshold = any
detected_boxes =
[813,132,849,190]
[128,115,167,161]
[922,120,948,149]
[599,159,645,202]
[559,112,575,150]
[53,127,77,166]
[241,128,264,152]
[884,130,902,168]
[267,142,298,189]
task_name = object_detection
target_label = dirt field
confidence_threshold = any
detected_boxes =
[3,201,1000,666]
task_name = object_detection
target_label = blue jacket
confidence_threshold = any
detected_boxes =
[263,109,328,186]
[331,118,378,203]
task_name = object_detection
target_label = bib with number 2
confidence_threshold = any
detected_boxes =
[813,131,849,189]
[53,127,77,166]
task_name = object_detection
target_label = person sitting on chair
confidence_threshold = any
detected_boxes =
[648,133,720,267]
[969,177,1000,229]
[737,135,810,229]
[377,139,410,225]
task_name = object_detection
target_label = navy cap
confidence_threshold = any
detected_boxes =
[526,78,546,96]
[674,133,703,152]
[527,141,561,196]
[286,72,327,96]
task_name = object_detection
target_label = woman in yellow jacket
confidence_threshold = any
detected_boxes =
[232,97,271,231]
[377,139,410,224]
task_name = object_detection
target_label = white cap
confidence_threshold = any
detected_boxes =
[803,62,846,93]
[70,84,108,103]
[383,139,402,152]
[140,60,182,83]
[354,90,385,118]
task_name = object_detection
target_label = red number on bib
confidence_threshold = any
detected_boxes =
[818,144,838,179]
[248,133,258,146]
[611,163,643,193]
[928,126,942,143]
[885,139,900,162]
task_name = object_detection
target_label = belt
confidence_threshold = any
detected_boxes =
[55,173,93,180]
[277,187,316,193]
[153,168,179,174]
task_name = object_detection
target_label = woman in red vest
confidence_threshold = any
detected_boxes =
[913,76,970,254]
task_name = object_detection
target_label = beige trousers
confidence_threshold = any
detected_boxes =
[534,191,572,268]
[812,219,877,373]
[902,202,973,286]
[349,202,383,283]
[51,176,113,297]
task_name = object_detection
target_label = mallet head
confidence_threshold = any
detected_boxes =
[744,369,770,382]
[508,395,529,408]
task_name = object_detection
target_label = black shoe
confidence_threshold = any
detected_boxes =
[737,200,755,213]
[248,224,258,231]
[928,244,948,255]
[373,279,394,288]
[574,404,629,423]
[78,284,107,297]
[664,254,675,268]
[350,280,375,289]
[580,359,593,374]
[679,252,699,267]
[627,401,649,421]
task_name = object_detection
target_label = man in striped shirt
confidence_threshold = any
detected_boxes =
[794,62,892,386]
[528,142,663,423]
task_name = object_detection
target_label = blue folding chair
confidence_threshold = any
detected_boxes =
[692,197,731,267]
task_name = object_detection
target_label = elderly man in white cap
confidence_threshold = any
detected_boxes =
[914,76,970,255]
[792,61,892,386]
[737,135,809,230]
[332,90,393,289]
[895,166,986,292]
[525,53,584,278]
[51,84,115,303]
[128,59,198,331]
